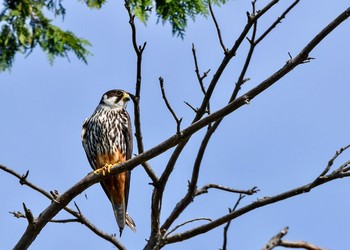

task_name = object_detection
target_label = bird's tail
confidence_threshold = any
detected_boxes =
[112,201,125,236]
[125,212,136,232]
[112,200,136,236]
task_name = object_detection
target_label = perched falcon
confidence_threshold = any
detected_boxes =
[81,89,136,236]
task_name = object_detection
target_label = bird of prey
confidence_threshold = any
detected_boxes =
[81,89,136,236]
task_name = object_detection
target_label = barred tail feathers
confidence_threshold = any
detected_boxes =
[112,200,126,236]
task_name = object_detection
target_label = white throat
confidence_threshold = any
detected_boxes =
[101,95,125,110]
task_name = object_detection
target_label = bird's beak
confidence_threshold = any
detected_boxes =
[122,92,130,102]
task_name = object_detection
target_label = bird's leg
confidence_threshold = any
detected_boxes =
[93,162,120,176]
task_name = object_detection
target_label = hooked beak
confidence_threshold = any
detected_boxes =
[122,92,130,102]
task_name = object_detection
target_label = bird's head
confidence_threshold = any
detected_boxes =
[99,89,131,110]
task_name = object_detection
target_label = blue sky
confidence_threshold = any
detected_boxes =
[1,1,350,249]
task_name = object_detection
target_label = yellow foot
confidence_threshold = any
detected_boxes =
[93,164,114,176]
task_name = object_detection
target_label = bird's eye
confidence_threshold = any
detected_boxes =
[116,91,123,96]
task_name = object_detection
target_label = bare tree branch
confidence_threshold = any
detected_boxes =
[279,240,327,250]
[230,0,258,103]
[165,217,212,237]
[221,194,246,250]
[159,76,183,135]
[158,1,261,234]
[22,203,34,225]
[10,211,81,223]
[208,0,227,54]
[263,226,289,250]
[192,44,211,115]
[263,227,327,250]
[305,144,350,191]
[146,2,289,247]
[255,0,301,45]
[196,184,258,196]
[194,0,281,122]
[124,1,158,184]
[184,101,199,113]
[0,164,126,250]
[164,143,350,245]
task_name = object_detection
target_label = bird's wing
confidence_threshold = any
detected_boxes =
[82,117,98,170]
[122,111,133,212]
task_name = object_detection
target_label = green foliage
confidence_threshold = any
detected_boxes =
[81,0,106,9]
[0,0,229,71]
[156,0,208,37]
[127,0,229,37]
[127,0,153,23]
[0,0,90,71]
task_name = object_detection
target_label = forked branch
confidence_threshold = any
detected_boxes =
[263,227,326,250]
[159,76,183,135]
[164,144,350,245]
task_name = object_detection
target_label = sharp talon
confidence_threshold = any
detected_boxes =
[93,169,101,175]
[93,163,116,176]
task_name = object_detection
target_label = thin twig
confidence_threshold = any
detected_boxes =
[10,211,81,223]
[22,203,34,224]
[305,144,350,191]
[165,217,212,237]
[74,201,82,215]
[208,0,228,54]
[255,0,301,45]
[230,0,258,103]
[340,160,350,172]
[159,77,183,135]
[192,44,211,115]
[196,184,258,196]
[222,194,245,250]
[184,101,198,113]
[142,161,159,184]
